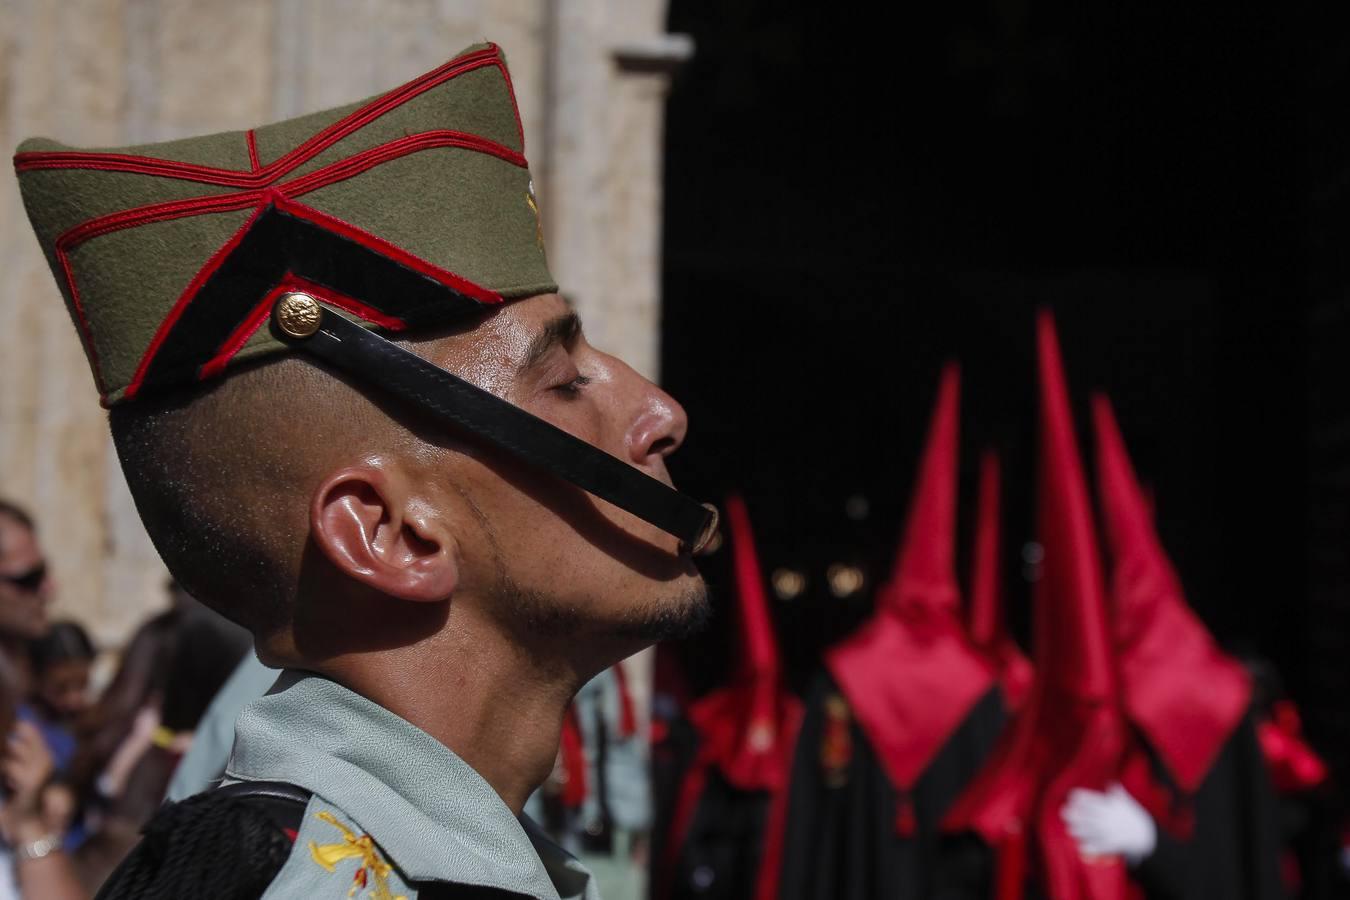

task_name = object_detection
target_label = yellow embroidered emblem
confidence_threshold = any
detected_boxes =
[307,811,407,900]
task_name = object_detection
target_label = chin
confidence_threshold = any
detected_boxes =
[604,575,711,643]
[494,554,708,646]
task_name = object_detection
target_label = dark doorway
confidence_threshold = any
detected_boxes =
[660,0,1344,813]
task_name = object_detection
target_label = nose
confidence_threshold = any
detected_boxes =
[627,382,689,470]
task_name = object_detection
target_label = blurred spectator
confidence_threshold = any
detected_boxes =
[0,720,87,900]
[65,590,248,891]
[19,622,96,776]
[0,501,53,735]
[0,502,83,899]
[164,652,277,802]
[1243,653,1344,899]
[65,608,179,814]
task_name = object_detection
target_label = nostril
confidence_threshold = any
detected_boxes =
[648,436,678,458]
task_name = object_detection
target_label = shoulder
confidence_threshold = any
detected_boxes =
[94,781,309,900]
[261,795,418,899]
[262,800,526,899]
[96,782,536,900]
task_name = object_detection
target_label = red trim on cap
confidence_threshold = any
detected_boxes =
[280,275,409,332]
[62,191,263,249]
[196,284,278,381]
[27,44,529,404]
[124,203,268,400]
[273,195,504,305]
[56,243,104,396]
[490,49,526,150]
[279,129,526,194]
[53,130,523,256]
[246,130,260,173]
[122,191,496,398]
[53,126,518,402]
[198,275,409,381]
[12,45,515,185]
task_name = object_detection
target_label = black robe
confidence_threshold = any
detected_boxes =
[661,768,775,900]
[1130,710,1284,900]
[929,709,1285,900]
[778,672,1007,900]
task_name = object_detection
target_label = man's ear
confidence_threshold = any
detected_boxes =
[309,463,458,603]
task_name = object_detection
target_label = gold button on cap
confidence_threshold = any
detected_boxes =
[275,292,323,339]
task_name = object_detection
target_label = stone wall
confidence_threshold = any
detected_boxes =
[0,0,682,663]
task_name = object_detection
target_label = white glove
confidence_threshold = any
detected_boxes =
[1060,782,1157,866]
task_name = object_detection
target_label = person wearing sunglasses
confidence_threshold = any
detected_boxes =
[0,502,52,693]
[0,501,82,900]
[16,42,715,900]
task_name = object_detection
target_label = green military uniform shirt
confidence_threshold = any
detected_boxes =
[222,672,601,900]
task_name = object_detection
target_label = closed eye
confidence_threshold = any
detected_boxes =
[554,374,593,398]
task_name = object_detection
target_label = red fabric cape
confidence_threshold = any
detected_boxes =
[662,495,802,900]
[943,312,1131,900]
[1092,395,1252,793]
[826,364,995,813]
[968,450,1034,712]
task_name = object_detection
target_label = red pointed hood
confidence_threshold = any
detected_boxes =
[1092,395,1251,792]
[968,451,1034,712]
[886,362,962,614]
[944,312,1130,900]
[667,496,803,900]
[827,363,995,795]
[687,495,801,793]
[1033,316,1118,709]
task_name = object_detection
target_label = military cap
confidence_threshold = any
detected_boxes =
[14,42,548,405]
[14,42,716,551]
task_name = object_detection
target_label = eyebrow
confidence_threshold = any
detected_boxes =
[518,311,583,374]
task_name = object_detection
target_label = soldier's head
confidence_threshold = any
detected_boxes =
[106,293,707,667]
[0,500,52,643]
[17,45,709,676]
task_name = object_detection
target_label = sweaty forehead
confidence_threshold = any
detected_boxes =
[414,293,570,395]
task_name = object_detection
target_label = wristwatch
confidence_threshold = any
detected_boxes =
[15,832,62,862]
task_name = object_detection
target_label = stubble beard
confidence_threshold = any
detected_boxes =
[491,567,711,643]
[471,500,711,644]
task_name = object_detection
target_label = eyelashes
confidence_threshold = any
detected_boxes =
[554,374,593,398]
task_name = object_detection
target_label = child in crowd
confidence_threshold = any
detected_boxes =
[19,622,95,775]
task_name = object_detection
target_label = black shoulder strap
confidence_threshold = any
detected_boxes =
[288,305,719,552]
[215,779,313,838]
[214,779,313,806]
[94,781,312,900]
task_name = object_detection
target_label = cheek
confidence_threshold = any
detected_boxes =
[451,460,608,587]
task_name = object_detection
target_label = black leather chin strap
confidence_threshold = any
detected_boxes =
[279,302,718,553]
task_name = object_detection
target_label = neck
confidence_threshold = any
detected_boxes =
[318,602,588,816]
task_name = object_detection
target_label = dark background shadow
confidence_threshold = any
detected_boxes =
[660,0,1350,825]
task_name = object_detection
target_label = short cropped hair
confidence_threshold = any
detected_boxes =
[108,355,389,639]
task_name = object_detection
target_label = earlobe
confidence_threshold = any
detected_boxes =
[310,465,459,603]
